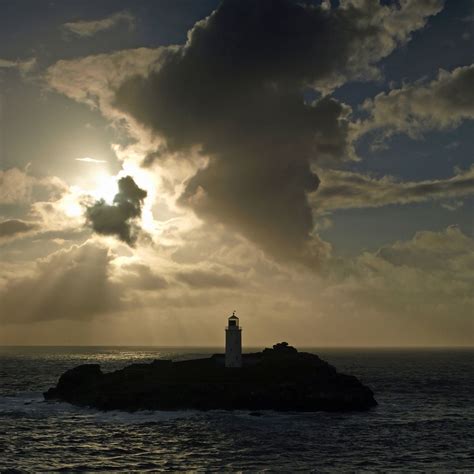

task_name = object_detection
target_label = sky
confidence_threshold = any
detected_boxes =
[0,0,473,347]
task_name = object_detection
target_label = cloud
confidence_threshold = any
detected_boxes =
[46,47,162,118]
[0,240,177,323]
[176,268,240,289]
[358,64,474,141]
[0,242,120,322]
[0,169,90,249]
[311,165,474,212]
[462,13,474,23]
[1,227,472,346]
[0,228,249,324]
[0,57,36,75]
[75,157,108,163]
[47,0,443,266]
[441,200,464,211]
[85,175,147,245]
[0,219,37,241]
[111,0,442,265]
[275,226,473,346]
[161,226,474,346]
[336,226,474,344]
[0,168,66,205]
[116,262,168,291]
[62,11,135,38]
[374,225,474,270]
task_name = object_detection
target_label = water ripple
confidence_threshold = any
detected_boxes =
[1,347,473,471]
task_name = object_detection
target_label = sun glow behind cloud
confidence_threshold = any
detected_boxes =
[60,186,84,218]
[89,173,120,204]
[121,162,158,235]
[72,156,118,204]
[60,173,120,220]
[63,159,165,241]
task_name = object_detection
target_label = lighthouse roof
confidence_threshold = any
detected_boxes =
[229,311,239,320]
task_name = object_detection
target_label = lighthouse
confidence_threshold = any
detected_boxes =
[225,311,242,368]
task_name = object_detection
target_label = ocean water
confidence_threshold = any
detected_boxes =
[1,347,473,472]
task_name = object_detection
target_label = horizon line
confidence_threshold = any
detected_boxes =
[1,344,473,349]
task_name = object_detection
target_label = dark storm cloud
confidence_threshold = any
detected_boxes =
[114,0,442,265]
[85,176,147,245]
[0,219,37,239]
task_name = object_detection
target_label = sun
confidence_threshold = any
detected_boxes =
[89,173,119,204]
[61,161,161,235]
[120,164,158,233]
[60,173,119,219]
[59,187,84,218]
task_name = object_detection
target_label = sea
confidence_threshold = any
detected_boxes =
[1,347,473,472]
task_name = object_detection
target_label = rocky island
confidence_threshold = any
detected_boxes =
[44,343,377,412]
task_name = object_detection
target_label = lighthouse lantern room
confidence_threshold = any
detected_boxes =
[225,311,242,368]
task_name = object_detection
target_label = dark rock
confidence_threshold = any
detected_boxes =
[43,344,377,412]
[44,364,103,404]
[272,341,298,354]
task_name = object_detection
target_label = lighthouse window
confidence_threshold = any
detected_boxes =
[229,320,236,327]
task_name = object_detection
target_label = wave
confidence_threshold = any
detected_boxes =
[0,392,203,423]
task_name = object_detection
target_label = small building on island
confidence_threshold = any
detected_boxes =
[225,311,242,368]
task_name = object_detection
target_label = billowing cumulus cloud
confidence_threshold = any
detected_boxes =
[62,11,135,38]
[359,64,474,141]
[312,165,474,212]
[112,0,442,265]
[46,0,443,266]
[85,176,147,245]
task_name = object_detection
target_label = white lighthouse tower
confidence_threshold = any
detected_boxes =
[225,311,242,368]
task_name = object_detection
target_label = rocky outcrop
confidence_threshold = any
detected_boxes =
[44,343,377,412]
